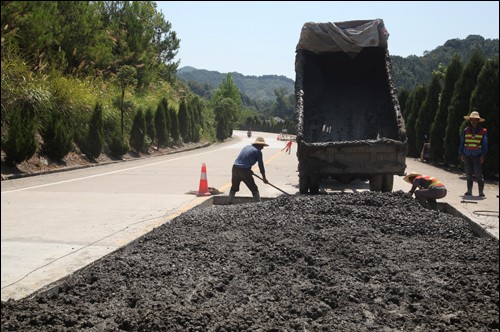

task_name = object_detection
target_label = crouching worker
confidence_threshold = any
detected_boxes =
[228,137,269,203]
[403,171,447,209]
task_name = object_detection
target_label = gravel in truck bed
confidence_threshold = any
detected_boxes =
[1,191,498,331]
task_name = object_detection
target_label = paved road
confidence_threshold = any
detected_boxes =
[1,131,298,300]
[2,131,498,301]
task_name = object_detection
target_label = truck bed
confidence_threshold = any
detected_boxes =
[299,47,403,143]
[294,20,407,193]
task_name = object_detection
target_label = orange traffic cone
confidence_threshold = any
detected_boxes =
[196,163,211,196]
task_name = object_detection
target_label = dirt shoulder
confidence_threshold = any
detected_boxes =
[1,142,213,181]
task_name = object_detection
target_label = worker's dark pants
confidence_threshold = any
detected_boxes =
[231,166,258,194]
[415,187,447,208]
[464,155,484,193]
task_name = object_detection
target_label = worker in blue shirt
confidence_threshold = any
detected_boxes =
[228,137,269,203]
[459,111,488,197]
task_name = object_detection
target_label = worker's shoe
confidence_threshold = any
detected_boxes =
[478,181,485,197]
[252,191,261,203]
[227,190,236,205]
[465,180,473,196]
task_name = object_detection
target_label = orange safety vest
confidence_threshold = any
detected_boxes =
[464,127,487,151]
[415,175,445,189]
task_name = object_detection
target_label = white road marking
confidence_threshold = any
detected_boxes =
[2,147,224,194]
[2,134,290,194]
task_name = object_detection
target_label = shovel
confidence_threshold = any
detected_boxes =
[252,173,292,196]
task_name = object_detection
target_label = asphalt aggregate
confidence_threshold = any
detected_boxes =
[1,191,498,331]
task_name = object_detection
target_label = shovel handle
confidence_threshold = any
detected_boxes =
[252,173,291,196]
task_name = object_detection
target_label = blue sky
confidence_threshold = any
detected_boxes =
[156,1,499,80]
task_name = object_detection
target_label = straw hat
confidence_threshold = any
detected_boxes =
[252,136,269,146]
[403,171,421,183]
[464,111,485,122]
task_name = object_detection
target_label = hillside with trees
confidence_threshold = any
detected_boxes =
[178,36,499,99]
[391,35,499,91]
[1,1,218,171]
[177,66,294,102]
[178,67,296,133]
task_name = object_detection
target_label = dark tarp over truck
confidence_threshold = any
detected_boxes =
[295,19,407,194]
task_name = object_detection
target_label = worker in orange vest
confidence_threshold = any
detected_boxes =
[459,111,488,197]
[404,171,447,209]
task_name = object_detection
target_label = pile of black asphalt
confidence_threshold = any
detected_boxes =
[2,191,498,331]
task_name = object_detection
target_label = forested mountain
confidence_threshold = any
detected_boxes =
[391,35,499,91]
[177,67,294,102]
[178,35,498,99]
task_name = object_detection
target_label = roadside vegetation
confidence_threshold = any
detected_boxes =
[400,50,499,178]
[1,1,498,179]
[1,1,222,168]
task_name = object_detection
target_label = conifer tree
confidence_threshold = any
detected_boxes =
[469,59,499,177]
[415,74,442,154]
[216,114,228,141]
[178,99,191,142]
[397,89,410,119]
[4,108,37,166]
[161,97,171,144]
[189,97,202,142]
[129,108,146,153]
[154,102,168,147]
[145,107,156,144]
[41,111,73,161]
[214,98,236,141]
[405,85,427,157]
[444,49,485,165]
[168,106,180,143]
[108,119,129,157]
[84,102,104,159]
[430,55,463,163]
[191,109,201,142]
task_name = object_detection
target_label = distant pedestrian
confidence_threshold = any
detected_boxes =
[403,171,447,209]
[282,141,292,155]
[228,136,269,204]
[459,111,488,197]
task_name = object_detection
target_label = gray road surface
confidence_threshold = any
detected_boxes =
[1,131,298,300]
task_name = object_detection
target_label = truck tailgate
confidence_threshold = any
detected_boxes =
[299,138,407,176]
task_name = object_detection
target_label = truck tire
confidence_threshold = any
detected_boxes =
[309,177,320,195]
[369,175,384,192]
[382,174,394,192]
[299,176,309,194]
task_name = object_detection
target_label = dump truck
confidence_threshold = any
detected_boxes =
[295,19,407,194]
